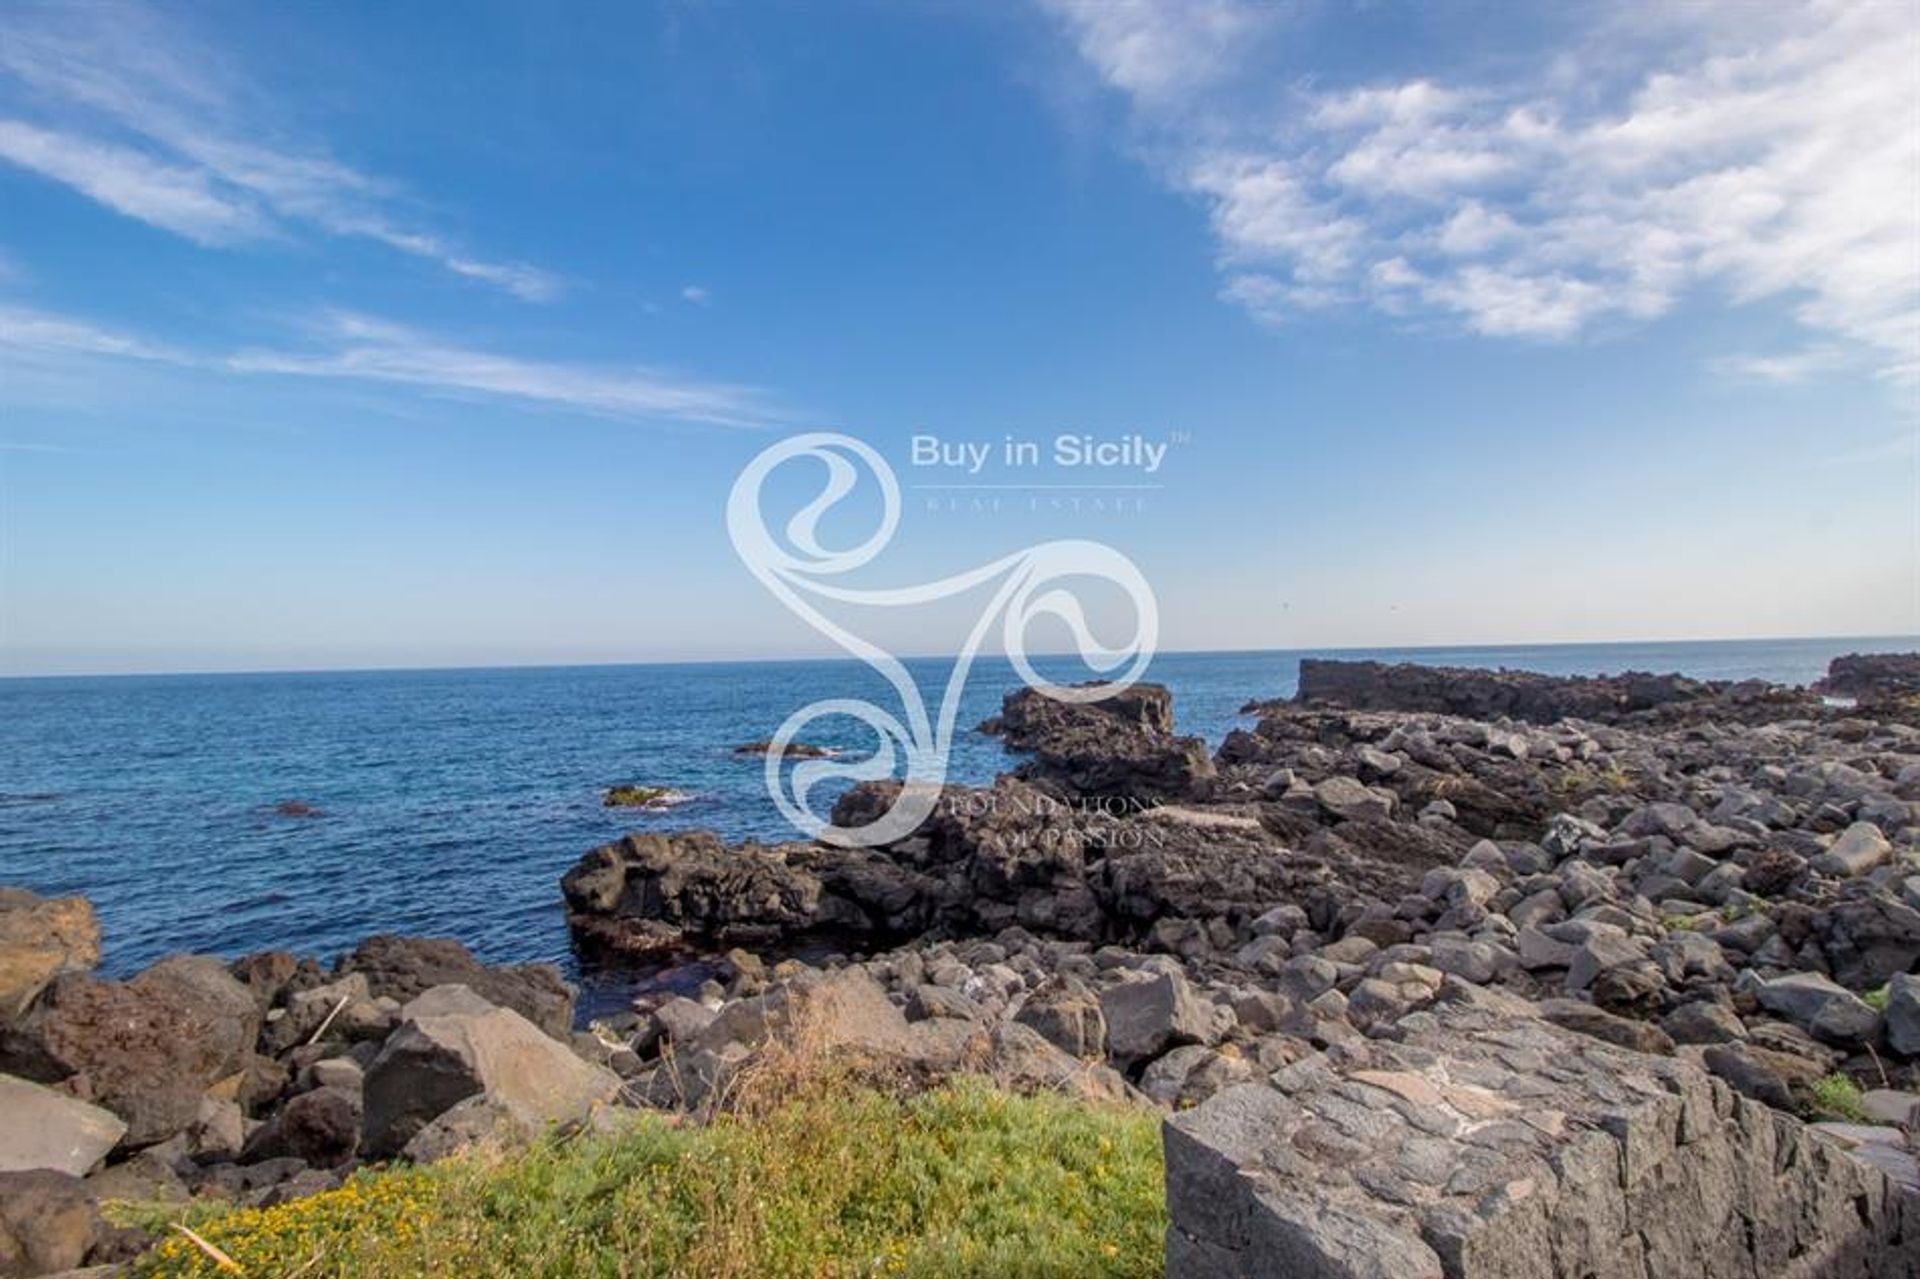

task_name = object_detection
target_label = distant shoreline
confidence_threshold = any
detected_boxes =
[5,631,1917,683]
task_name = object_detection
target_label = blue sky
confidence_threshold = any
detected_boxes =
[0,0,1915,675]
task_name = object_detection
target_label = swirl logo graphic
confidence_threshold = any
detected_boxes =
[727,432,1159,847]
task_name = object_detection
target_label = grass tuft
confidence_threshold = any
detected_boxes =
[1808,1072,1870,1123]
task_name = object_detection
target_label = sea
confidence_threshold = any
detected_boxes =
[1,636,1908,1012]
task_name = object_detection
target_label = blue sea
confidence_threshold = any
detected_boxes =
[1,637,1907,1007]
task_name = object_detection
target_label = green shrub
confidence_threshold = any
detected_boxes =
[1809,1073,1869,1123]
[123,1079,1166,1279]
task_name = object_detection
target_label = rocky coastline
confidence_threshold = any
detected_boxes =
[6,651,1920,1275]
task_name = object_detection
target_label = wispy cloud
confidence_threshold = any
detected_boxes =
[0,302,193,362]
[0,3,561,300]
[1712,345,1856,386]
[1043,0,1920,381]
[680,284,711,305]
[0,303,782,428]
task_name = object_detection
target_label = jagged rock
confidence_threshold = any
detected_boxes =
[83,1149,187,1204]
[1751,973,1882,1047]
[241,1086,361,1168]
[906,984,982,1021]
[361,1002,621,1158]
[1166,997,1917,1279]
[1886,973,1920,1057]
[1014,981,1107,1059]
[0,956,258,1147]
[1702,1043,1797,1111]
[1659,999,1748,1046]
[263,973,371,1054]
[980,1023,1128,1103]
[1099,972,1217,1069]
[1816,652,1920,704]
[0,1170,102,1277]
[1812,822,1894,878]
[1313,776,1395,822]
[0,891,99,1021]
[1537,998,1674,1054]
[982,683,1215,804]
[0,1076,123,1177]
[338,936,574,1040]
[650,996,718,1046]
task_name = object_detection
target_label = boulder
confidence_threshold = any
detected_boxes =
[1014,981,1108,1060]
[0,1076,123,1177]
[0,1170,101,1278]
[82,1149,188,1204]
[0,957,258,1146]
[0,891,99,1020]
[362,1003,621,1158]
[263,973,372,1054]
[1659,1000,1747,1046]
[1313,777,1395,822]
[242,1086,362,1168]
[1536,999,1674,1055]
[1887,973,1920,1057]
[650,996,718,1046]
[692,966,917,1063]
[338,936,575,1040]
[980,1023,1129,1103]
[1811,822,1893,878]
[1702,1043,1796,1111]
[1751,972,1882,1047]
[1098,972,1216,1068]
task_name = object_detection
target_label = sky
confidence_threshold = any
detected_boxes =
[0,0,1915,676]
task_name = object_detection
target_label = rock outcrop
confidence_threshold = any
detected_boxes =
[0,889,99,1020]
[1819,653,1920,706]
[1288,658,1820,726]
[1164,986,1918,1278]
[981,683,1216,803]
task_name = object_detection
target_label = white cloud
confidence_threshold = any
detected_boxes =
[1046,0,1920,380]
[1712,345,1854,385]
[0,119,270,245]
[681,284,711,305]
[0,3,560,300]
[0,302,782,427]
[0,302,192,362]
[1038,0,1261,102]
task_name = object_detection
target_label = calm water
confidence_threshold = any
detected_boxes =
[1,638,1907,994]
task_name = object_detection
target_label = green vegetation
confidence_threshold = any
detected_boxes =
[1547,763,1636,796]
[1808,1073,1869,1123]
[603,784,676,809]
[1863,983,1891,1012]
[119,1079,1166,1279]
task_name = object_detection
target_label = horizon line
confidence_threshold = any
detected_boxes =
[1,631,1913,683]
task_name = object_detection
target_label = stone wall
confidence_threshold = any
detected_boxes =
[1164,987,1920,1279]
